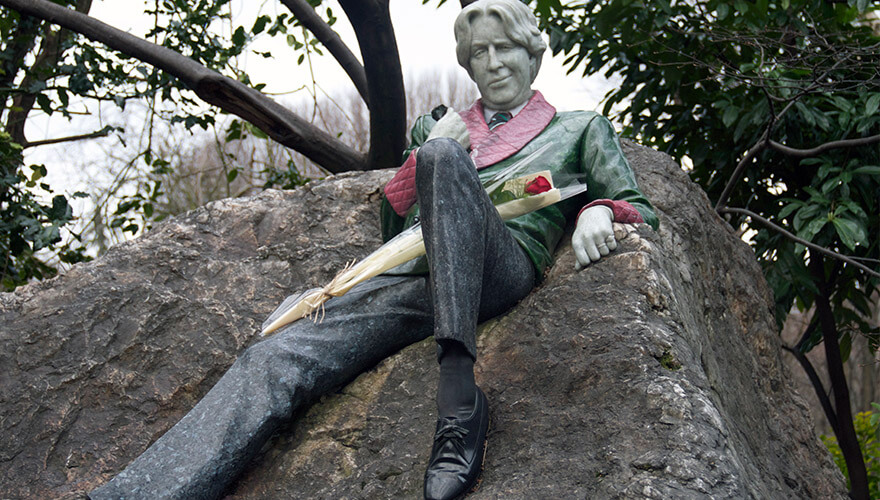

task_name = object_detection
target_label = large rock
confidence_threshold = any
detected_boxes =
[0,143,845,499]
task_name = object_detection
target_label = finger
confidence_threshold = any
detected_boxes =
[586,241,601,263]
[572,236,591,268]
[597,242,610,256]
[606,234,618,251]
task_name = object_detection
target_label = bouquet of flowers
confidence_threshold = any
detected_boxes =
[261,145,586,336]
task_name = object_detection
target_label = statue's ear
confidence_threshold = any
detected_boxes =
[529,55,539,82]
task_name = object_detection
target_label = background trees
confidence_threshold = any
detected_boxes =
[0,0,408,289]
[530,0,879,496]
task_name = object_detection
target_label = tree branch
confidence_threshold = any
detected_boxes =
[21,126,112,148]
[338,0,407,170]
[713,60,845,211]
[278,0,369,106]
[1,0,367,173]
[768,134,880,158]
[713,137,768,211]
[0,14,41,120]
[718,206,880,279]
[6,0,93,145]
[782,344,839,436]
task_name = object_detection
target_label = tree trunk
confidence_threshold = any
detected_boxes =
[339,0,407,170]
[810,255,869,500]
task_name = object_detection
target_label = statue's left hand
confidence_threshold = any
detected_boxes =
[426,108,470,150]
[572,205,616,270]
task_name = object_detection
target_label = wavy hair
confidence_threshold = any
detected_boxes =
[454,0,546,81]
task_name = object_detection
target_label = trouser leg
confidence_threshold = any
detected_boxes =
[91,138,538,499]
[89,275,433,500]
[415,138,536,361]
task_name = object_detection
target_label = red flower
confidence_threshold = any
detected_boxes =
[524,176,552,195]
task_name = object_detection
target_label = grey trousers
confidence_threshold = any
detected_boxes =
[90,138,537,499]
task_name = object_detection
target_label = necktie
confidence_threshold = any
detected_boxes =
[487,111,512,130]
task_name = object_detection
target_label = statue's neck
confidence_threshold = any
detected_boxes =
[481,91,533,123]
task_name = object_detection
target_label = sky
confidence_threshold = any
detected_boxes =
[24,0,617,198]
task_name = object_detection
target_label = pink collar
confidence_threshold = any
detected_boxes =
[459,90,557,169]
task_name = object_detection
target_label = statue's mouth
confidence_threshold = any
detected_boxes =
[488,75,510,88]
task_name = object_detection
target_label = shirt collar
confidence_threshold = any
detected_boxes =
[482,98,530,123]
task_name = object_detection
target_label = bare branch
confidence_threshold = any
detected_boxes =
[1,0,368,173]
[714,137,768,211]
[713,59,845,211]
[279,0,369,106]
[782,344,840,436]
[22,127,112,148]
[719,206,880,279]
[768,134,880,158]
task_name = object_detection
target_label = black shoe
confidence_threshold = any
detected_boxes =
[423,387,489,500]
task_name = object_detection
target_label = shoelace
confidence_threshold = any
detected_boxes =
[434,421,470,460]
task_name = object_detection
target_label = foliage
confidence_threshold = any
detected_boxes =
[0,0,342,288]
[822,405,880,498]
[0,132,89,290]
[530,0,880,354]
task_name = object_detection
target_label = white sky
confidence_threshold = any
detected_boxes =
[24,0,616,192]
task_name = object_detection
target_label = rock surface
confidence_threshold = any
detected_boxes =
[0,143,846,499]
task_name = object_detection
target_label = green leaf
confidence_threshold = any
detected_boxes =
[778,202,800,220]
[232,26,246,47]
[800,217,828,241]
[866,93,880,116]
[48,195,70,222]
[821,176,841,194]
[734,0,749,14]
[831,217,867,250]
[722,106,739,127]
[226,169,239,183]
[852,165,880,175]
[35,93,52,115]
[252,15,270,35]
[839,332,852,363]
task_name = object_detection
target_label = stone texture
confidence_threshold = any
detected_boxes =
[0,143,846,499]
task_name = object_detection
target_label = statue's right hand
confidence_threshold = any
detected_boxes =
[426,108,470,150]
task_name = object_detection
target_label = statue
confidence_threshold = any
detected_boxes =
[89,1,657,499]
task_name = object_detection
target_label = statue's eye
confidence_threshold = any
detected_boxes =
[472,48,487,59]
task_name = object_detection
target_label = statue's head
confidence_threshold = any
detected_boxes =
[454,0,546,110]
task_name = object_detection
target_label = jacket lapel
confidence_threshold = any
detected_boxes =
[459,90,557,170]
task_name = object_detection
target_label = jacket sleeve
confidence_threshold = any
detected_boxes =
[380,114,437,242]
[578,115,659,230]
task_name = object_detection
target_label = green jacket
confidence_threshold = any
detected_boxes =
[380,104,657,280]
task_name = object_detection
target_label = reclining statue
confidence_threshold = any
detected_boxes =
[90,1,657,498]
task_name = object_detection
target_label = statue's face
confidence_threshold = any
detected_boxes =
[468,14,533,110]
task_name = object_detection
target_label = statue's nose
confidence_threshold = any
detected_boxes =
[487,47,503,70]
